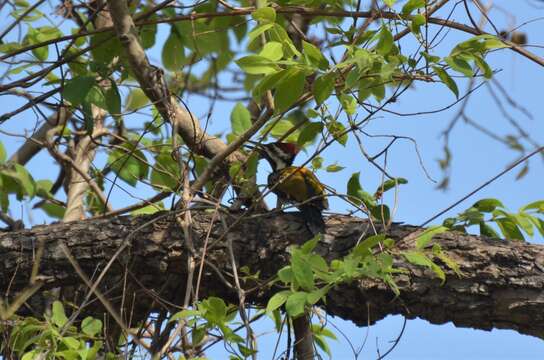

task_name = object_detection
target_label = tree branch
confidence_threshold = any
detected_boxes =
[1,211,543,339]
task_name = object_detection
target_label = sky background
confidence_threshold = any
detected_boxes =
[1,0,544,359]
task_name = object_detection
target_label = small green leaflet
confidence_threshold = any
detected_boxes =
[230,103,252,135]
[403,250,446,283]
[252,7,276,23]
[415,226,448,249]
[274,68,305,112]
[285,292,307,317]
[432,66,459,98]
[62,76,95,106]
[266,291,290,314]
[402,0,426,15]
[473,198,504,212]
[235,55,278,75]
[162,30,185,71]
[313,73,335,105]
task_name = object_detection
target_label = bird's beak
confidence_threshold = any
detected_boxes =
[244,140,265,158]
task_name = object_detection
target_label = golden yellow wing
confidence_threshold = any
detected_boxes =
[272,166,328,209]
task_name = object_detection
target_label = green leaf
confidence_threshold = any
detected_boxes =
[0,140,6,163]
[291,249,315,291]
[252,7,276,23]
[39,201,65,218]
[51,301,69,327]
[61,337,80,351]
[313,73,335,105]
[238,344,257,357]
[107,143,149,187]
[474,55,493,79]
[384,0,396,6]
[338,94,357,116]
[253,69,288,99]
[473,198,504,212]
[521,200,544,213]
[415,226,448,249]
[278,266,294,284]
[495,217,525,241]
[63,76,95,106]
[125,88,150,111]
[230,103,252,135]
[86,86,107,110]
[104,83,122,116]
[236,55,278,75]
[402,0,426,15]
[150,152,181,191]
[444,55,473,77]
[352,234,385,258]
[140,23,157,49]
[3,164,36,198]
[35,179,53,199]
[514,213,534,237]
[432,66,459,98]
[81,317,102,337]
[162,31,186,71]
[205,297,227,324]
[311,156,323,169]
[169,309,201,322]
[374,177,408,196]
[259,41,283,61]
[480,222,500,238]
[326,121,348,146]
[266,291,290,313]
[326,163,344,172]
[433,244,462,276]
[300,234,321,254]
[314,334,331,357]
[247,23,274,44]
[306,286,329,305]
[403,250,445,283]
[376,26,394,56]
[312,324,337,339]
[274,68,305,112]
[285,292,307,317]
[302,40,329,70]
[347,172,376,207]
[297,122,323,146]
[411,13,426,35]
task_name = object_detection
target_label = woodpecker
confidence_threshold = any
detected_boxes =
[249,141,328,235]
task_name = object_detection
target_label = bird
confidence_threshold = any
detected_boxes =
[247,141,328,235]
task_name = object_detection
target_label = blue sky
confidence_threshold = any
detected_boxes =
[1,0,544,359]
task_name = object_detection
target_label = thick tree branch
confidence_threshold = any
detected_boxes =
[1,212,543,339]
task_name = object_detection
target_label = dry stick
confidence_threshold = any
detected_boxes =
[58,242,150,350]
[193,206,221,302]
[227,237,258,360]
[157,165,197,359]
[420,146,544,227]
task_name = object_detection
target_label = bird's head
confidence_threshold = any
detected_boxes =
[246,141,300,171]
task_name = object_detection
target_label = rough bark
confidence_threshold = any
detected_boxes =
[1,211,543,339]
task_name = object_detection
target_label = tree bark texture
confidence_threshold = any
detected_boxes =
[1,211,543,339]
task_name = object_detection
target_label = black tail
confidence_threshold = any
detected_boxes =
[300,205,325,236]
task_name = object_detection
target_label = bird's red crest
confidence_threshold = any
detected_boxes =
[277,142,299,155]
